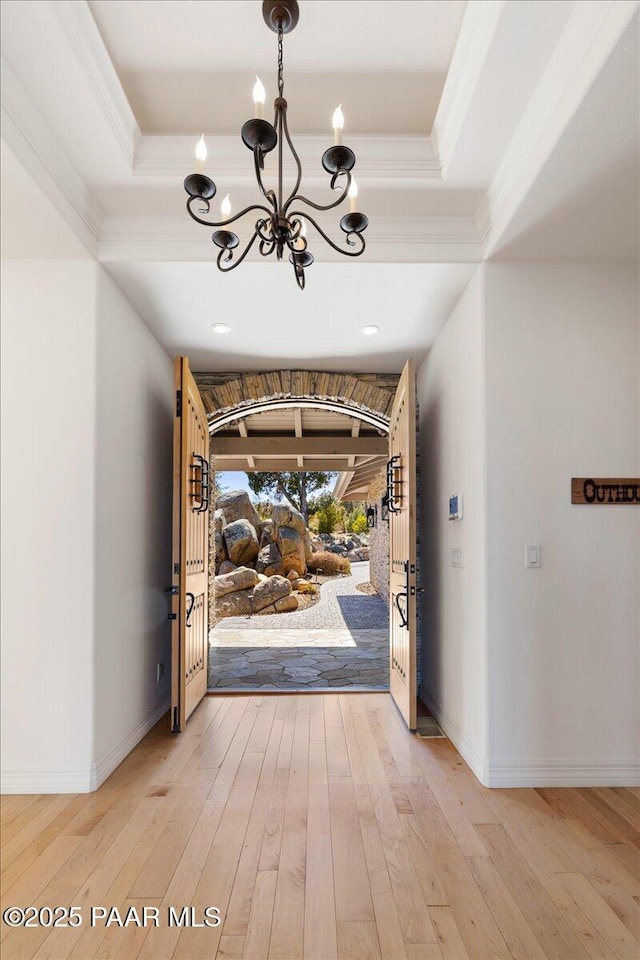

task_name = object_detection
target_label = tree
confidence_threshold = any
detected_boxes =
[246,471,335,523]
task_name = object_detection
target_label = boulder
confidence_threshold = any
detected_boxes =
[274,595,299,612]
[257,573,269,584]
[259,519,274,547]
[216,489,261,535]
[346,550,363,564]
[214,509,225,534]
[256,542,284,578]
[277,526,306,577]
[272,504,313,562]
[214,565,259,598]
[215,589,253,618]
[218,559,237,575]
[251,575,292,613]
[328,543,348,555]
[214,531,228,572]
[223,519,259,566]
[287,569,299,583]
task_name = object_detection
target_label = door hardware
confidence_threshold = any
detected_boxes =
[186,592,196,627]
[190,453,210,513]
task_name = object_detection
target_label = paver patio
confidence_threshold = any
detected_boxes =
[208,561,389,689]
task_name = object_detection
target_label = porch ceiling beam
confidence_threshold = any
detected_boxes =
[212,458,371,473]
[214,436,388,456]
[237,420,255,469]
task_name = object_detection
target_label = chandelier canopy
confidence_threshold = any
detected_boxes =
[183,0,368,290]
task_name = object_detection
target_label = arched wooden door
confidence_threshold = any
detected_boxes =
[388,359,417,729]
[170,357,210,732]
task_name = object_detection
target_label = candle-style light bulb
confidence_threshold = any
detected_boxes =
[221,194,232,220]
[195,134,207,174]
[253,76,266,119]
[332,104,344,145]
[295,218,307,250]
[348,176,358,213]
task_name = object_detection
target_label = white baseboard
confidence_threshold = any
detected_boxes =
[419,683,640,788]
[484,759,640,788]
[419,683,489,784]
[89,694,169,792]
[1,695,168,795]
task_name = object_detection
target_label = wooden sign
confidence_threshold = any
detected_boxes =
[572,478,640,504]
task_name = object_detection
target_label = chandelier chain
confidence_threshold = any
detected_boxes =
[277,21,284,96]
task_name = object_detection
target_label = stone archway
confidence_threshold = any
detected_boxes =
[195,370,399,433]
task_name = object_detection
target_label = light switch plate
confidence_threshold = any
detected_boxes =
[525,543,541,568]
[451,548,465,568]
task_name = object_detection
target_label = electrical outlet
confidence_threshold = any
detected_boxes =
[156,662,164,683]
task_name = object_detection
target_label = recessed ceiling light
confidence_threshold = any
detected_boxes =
[211,323,231,334]
[361,324,380,336]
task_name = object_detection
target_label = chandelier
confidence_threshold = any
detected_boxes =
[183,0,369,290]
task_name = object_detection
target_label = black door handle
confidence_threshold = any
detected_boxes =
[186,592,196,627]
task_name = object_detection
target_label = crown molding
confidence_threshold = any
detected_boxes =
[98,215,482,264]
[1,56,103,254]
[481,0,640,256]
[432,1,506,177]
[48,0,140,169]
[134,134,441,183]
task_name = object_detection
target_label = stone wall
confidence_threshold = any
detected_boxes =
[367,473,389,605]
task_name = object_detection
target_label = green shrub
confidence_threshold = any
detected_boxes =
[350,513,368,535]
[315,494,342,534]
[297,581,319,596]
[308,551,351,576]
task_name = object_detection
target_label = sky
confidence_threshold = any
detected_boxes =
[216,471,336,502]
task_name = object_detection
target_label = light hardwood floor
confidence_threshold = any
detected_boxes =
[1,693,639,960]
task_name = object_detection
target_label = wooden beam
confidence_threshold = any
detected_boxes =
[294,409,304,468]
[214,436,388,456]
[237,420,255,469]
[213,458,368,472]
[348,419,360,468]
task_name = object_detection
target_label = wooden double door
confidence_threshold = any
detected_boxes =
[170,356,418,732]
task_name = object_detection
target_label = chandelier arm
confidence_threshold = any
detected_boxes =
[217,228,261,272]
[289,210,365,257]
[281,105,303,205]
[253,149,277,210]
[186,196,272,229]
[284,169,352,215]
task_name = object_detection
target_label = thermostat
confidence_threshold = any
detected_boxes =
[449,493,463,521]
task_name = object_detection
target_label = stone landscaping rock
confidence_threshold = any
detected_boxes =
[277,527,306,576]
[256,542,284,577]
[214,509,225,534]
[259,519,274,546]
[274,595,299,612]
[273,504,313,562]
[214,565,259,598]
[287,569,300,582]
[223,519,259,566]
[215,589,253,618]
[251,575,292,613]
[216,489,261,535]
[214,531,228,572]
[218,560,237,575]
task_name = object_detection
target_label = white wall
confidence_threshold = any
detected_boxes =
[484,262,640,785]
[417,268,488,780]
[1,260,97,790]
[93,267,174,780]
[419,261,640,787]
[1,259,174,793]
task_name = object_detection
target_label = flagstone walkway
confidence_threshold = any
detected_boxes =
[208,562,389,690]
